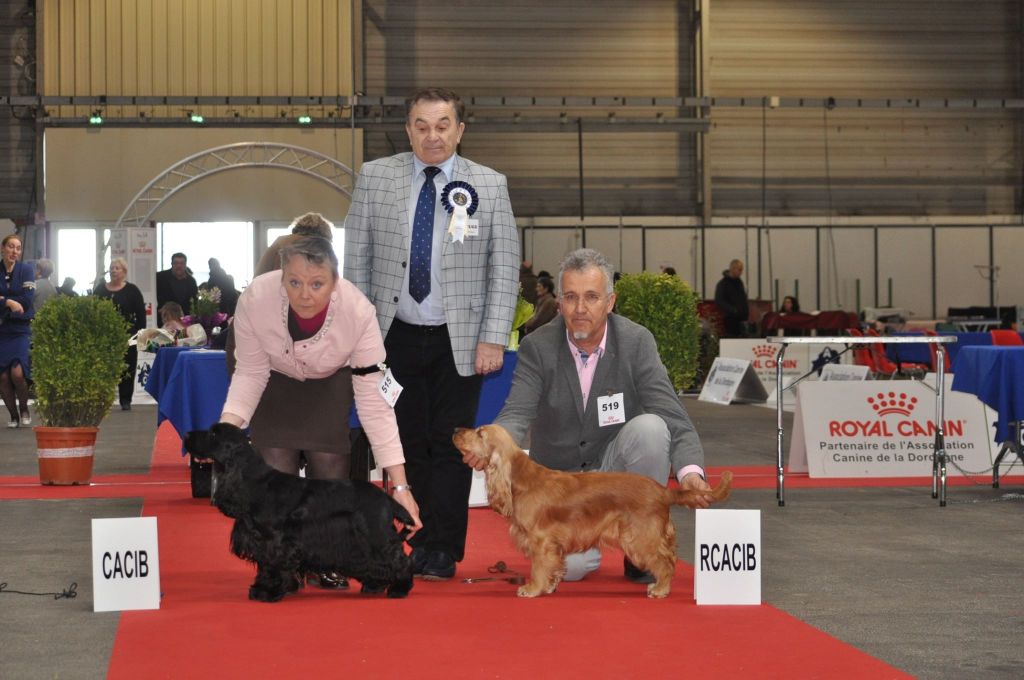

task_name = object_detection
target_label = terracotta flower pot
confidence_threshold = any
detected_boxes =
[34,426,98,485]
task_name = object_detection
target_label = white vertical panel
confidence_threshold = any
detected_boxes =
[993,227,1024,311]
[760,228,816,309]
[530,228,581,280]
[818,227,874,314]
[645,228,700,287]
[935,228,991,316]
[877,228,932,318]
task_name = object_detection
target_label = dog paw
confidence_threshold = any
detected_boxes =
[516,584,543,598]
[248,584,285,603]
[646,583,670,599]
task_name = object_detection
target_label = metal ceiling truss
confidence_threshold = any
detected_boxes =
[113,142,354,230]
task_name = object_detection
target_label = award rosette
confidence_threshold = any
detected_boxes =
[440,181,479,243]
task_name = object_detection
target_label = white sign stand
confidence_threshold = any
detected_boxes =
[91,517,161,612]
[820,363,870,381]
[699,358,768,405]
[694,509,762,605]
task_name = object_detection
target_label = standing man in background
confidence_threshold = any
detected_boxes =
[156,252,199,316]
[714,258,749,338]
[344,87,520,580]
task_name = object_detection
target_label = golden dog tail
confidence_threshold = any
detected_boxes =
[670,470,733,508]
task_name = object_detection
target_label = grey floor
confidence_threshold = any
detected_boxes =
[2,400,1023,679]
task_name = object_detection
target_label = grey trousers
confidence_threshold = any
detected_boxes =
[562,413,671,581]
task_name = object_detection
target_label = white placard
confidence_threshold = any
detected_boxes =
[790,380,996,477]
[694,509,761,605]
[91,517,161,612]
[719,340,851,396]
[699,358,768,405]
[820,364,870,381]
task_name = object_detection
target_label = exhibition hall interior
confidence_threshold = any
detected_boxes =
[1,1,1022,678]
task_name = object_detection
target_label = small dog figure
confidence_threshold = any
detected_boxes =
[453,424,732,598]
[185,423,414,602]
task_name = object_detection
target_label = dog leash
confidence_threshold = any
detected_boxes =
[462,560,526,585]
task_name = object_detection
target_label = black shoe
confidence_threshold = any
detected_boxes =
[307,571,349,590]
[419,550,455,581]
[410,547,430,576]
[623,558,656,584]
[120,402,131,411]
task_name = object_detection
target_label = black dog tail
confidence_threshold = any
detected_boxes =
[388,496,416,539]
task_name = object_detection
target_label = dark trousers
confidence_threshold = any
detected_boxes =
[385,320,482,561]
[119,346,138,406]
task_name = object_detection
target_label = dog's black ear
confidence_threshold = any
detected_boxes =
[183,430,211,456]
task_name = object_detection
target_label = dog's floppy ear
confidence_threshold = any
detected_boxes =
[482,428,515,518]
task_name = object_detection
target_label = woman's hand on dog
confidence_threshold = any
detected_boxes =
[385,466,422,536]
[680,472,715,509]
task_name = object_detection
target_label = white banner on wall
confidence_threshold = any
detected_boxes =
[111,227,158,405]
[789,379,996,477]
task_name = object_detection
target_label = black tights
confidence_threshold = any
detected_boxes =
[260,447,350,480]
[0,364,30,420]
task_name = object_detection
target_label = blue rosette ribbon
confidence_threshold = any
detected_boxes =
[440,181,479,243]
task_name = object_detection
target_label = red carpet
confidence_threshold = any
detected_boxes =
[98,426,913,679]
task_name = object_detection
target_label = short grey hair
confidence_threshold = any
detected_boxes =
[110,257,129,273]
[557,248,615,296]
[278,236,339,279]
[36,258,54,278]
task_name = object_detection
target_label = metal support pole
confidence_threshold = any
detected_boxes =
[775,344,787,506]
[931,346,948,506]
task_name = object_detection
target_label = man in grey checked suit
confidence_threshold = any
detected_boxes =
[488,248,713,583]
[344,87,519,580]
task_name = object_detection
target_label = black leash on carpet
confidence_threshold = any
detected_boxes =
[462,560,526,585]
[0,581,78,600]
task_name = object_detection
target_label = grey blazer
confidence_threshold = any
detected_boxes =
[495,314,705,476]
[343,152,520,376]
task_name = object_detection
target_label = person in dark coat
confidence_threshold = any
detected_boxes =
[95,257,147,410]
[0,234,35,427]
[156,252,199,315]
[202,258,240,316]
[714,259,749,338]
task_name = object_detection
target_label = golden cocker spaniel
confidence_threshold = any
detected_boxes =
[454,424,732,598]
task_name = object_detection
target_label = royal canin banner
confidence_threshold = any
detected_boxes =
[789,379,996,477]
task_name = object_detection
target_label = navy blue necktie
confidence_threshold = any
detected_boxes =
[409,166,440,303]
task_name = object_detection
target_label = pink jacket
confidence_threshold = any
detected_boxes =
[222,271,404,469]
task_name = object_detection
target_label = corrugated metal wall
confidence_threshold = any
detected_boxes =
[361,0,699,216]
[709,0,1023,215]
[0,0,36,221]
[39,0,355,120]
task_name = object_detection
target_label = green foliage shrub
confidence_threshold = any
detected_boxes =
[30,296,129,427]
[614,272,702,392]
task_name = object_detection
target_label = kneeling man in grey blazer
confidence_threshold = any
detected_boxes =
[493,248,712,583]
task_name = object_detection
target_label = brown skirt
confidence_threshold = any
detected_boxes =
[249,367,354,455]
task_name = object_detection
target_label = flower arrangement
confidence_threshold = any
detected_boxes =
[189,287,222,319]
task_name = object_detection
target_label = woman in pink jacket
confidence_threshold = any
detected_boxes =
[220,235,421,588]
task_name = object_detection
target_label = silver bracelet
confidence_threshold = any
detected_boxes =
[391,484,412,494]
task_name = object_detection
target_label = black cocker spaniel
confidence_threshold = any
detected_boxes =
[185,423,414,602]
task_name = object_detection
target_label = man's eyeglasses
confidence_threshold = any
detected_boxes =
[560,292,605,308]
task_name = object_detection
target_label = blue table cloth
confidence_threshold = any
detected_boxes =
[951,346,1024,444]
[143,346,193,406]
[886,331,993,367]
[156,350,230,444]
[474,351,518,426]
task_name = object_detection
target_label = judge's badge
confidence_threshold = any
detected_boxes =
[440,181,479,243]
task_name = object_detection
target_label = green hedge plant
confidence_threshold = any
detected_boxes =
[30,296,129,427]
[614,272,701,392]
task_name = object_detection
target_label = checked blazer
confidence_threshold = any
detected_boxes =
[495,313,705,477]
[343,152,520,376]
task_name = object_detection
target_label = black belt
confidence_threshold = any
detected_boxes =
[392,318,447,333]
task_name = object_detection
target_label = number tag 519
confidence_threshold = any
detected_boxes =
[596,393,625,427]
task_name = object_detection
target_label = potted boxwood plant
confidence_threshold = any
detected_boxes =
[30,295,129,485]
[614,271,702,393]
